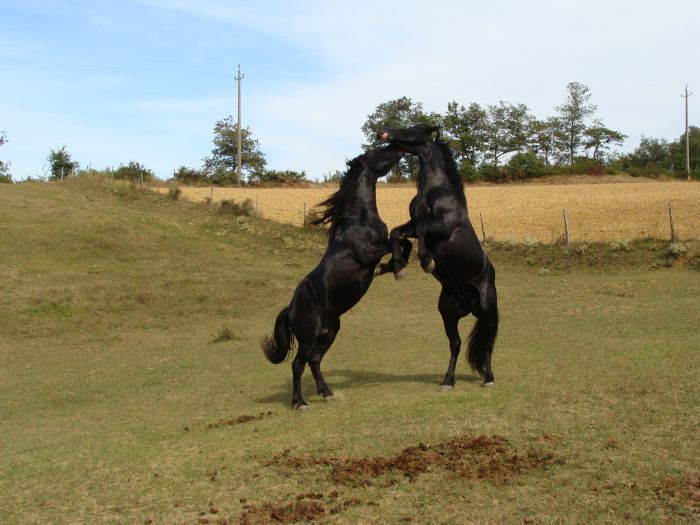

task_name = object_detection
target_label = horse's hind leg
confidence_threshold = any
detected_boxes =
[308,319,340,399]
[291,345,313,410]
[470,264,499,387]
[438,287,470,391]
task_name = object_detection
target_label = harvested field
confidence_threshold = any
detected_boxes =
[162,181,700,242]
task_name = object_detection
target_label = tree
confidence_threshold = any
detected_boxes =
[0,131,11,183]
[442,101,488,175]
[483,101,533,167]
[583,121,627,161]
[555,82,597,164]
[203,116,267,185]
[617,127,699,177]
[114,161,155,182]
[669,125,700,175]
[528,117,561,165]
[361,97,441,180]
[47,146,79,181]
[362,96,428,148]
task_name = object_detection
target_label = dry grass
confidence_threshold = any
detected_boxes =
[161,180,700,242]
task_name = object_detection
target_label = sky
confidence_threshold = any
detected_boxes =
[1,0,698,181]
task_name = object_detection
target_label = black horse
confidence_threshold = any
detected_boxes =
[376,124,499,388]
[262,144,409,409]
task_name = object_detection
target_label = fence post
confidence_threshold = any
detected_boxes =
[563,209,570,246]
[668,202,676,243]
[479,212,486,242]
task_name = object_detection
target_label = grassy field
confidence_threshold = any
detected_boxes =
[1,178,698,524]
[160,180,700,242]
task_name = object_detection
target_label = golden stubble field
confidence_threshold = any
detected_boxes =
[163,181,700,242]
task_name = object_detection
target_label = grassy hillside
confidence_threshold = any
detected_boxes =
[1,179,698,524]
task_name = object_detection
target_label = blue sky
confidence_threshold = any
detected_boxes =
[1,0,698,180]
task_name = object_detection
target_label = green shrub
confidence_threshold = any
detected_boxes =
[256,169,308,184]
[569,157,605,175]
[219,198,253,216]
[506,152,547,179]
[479,164,506,183]
[167,187,182,201]
[458,160,480,183]
[668,243,688,258]
[114,161,155,183]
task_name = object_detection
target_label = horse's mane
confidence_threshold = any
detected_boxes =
[436,139,465,191]
[309,155,365,228]
[416,139,465,197]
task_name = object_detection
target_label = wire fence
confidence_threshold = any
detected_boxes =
[156,182,700,243]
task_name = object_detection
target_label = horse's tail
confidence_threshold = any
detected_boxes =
[467,261,499,379]
[261,307,295,364]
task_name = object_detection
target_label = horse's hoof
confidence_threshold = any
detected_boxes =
[481,381,496,388]
[395,268,407,280]
[424,259,435,273]
[293,402,310,410]
[438,385,453,392]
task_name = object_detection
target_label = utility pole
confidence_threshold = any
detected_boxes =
[236,64,244,187]
[682,85,692,181]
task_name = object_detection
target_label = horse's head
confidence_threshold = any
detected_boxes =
[358,144,405,179]
[376,124,440,153]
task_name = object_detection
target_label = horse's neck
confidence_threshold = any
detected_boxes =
[419,143,451,191]
[345,174,378,216]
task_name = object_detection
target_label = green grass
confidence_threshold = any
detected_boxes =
[1,178,698,524]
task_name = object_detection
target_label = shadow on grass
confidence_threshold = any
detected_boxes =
[256,368,482,405]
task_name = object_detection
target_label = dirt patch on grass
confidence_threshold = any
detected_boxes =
[267,434,562,487]
[237,434,561,523]
[206,412,273,430]
[237,491,365,524]
[655,471,700,518]
[238,499,325,524]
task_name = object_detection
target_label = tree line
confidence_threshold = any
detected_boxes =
[360,83,698,182]
[361,82,629,182]
[1,81,696,184]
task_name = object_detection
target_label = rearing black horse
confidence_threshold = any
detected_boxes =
[376,124,499,388]
[262,145,409,409]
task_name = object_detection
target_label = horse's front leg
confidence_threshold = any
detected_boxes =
[415,221,435,273]
[375,222,415,279]
[415,218,455,273]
